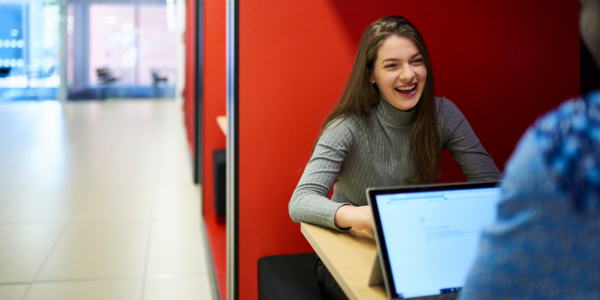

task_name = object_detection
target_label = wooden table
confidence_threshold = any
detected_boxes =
[301,222,387,300]
[216,115,227,135]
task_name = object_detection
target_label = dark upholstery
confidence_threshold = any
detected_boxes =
[258,253,327,300]
[213,149,226,216]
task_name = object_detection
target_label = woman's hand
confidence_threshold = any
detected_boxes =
[334,205,373,230]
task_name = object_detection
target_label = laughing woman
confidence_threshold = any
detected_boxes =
[288,16,501,299]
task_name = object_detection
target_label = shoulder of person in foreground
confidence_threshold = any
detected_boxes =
[288,115,362,229]
[459,90,600,300]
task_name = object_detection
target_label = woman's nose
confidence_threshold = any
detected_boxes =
[398,66,414,82]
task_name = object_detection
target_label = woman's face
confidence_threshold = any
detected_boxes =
[370,35,427,111]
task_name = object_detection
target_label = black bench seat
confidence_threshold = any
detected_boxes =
[258,253,327,300]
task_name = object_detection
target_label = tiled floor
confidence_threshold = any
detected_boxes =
[0,100,214,300]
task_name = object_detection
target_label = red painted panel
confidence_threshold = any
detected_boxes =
[183,0,196,155]
[182,0,227,297]
[238,2,355,299]
[202,0,227,298]
[238,1,579,299]
[205,214,227,300]
[202,0,227,226]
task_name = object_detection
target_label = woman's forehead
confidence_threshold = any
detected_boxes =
[376,36,420,61]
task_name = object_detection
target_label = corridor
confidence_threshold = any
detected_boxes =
[0,100,214,300]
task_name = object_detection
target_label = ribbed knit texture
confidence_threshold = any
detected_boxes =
[289,97,502,230]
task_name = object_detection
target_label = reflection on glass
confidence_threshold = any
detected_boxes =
[0,1,61,100]
[85,3,177,99]
[0,1,177,101]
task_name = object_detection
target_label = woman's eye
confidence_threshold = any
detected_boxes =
[384,64,397,68]
[412,59,423,64]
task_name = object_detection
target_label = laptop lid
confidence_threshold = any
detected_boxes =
[366,181,501,299]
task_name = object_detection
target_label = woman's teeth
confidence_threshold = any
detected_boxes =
[395,84,416,94]
[396,84,415,91]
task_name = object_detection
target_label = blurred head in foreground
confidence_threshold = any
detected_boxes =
[459,1,600,299]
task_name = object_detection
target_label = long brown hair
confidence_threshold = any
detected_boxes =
[315,16,441,184]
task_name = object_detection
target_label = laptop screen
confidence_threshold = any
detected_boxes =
[369,183,501,299]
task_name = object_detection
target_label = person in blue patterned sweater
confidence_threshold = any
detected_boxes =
[459,0,600,298]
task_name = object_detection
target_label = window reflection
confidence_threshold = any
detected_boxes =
[0,0,178,101]
[0,2,60,100]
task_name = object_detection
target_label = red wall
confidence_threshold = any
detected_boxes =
[202,0,227,297]
[184,1,228,296]
[237,1,579,299]
[183,0,196,154]
[201,0,227,224]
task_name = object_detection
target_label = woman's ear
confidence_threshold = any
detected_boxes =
[369,72,376,84]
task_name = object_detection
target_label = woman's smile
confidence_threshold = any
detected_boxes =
[395,83,417,97]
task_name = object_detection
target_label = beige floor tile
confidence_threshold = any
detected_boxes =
[25,280,142,300]
[37,161,99,175]
[1,100,211,299]
[0,224,64,283]
[106,146,161,165]
[99,160,159,173]
[0,151,26,169]
[65,134,120,150]
[85,185,155,201]
[0,285,29,300]
[25,150,109,169]
[19,172,89,191]
[21,163,100,189]
[14,148,70,173]
[0,167,33,189]
[0,188,20,209]
[36,221,149,281]
[0,188,86,224]
[158,153,193,167]
[156,163,194,185]
[92,165,158,186]
[71,185,154,222]
[72,197,153,222]
[143,275,213,300]
[146,219,207,276]
[153,185,200,220]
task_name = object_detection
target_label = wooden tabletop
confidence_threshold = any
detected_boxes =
[301,222,387,300]
[216,116,227,135]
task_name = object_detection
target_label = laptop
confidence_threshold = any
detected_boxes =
[366,181,501,299]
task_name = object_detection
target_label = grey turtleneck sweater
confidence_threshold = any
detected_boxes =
[289,97,502,230]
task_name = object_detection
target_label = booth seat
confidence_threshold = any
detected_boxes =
[258,253,327,300]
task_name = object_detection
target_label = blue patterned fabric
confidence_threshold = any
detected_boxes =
[459,91,600,299]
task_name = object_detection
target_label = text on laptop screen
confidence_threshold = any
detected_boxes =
[375,187,501,298]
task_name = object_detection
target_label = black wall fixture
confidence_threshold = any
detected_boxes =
[194,0,204,184]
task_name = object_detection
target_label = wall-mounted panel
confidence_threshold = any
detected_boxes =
[202,0,227,298]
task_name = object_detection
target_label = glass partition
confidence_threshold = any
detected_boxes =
[0,0,178,101]
[0,1,60,100]
[84,3,177,99]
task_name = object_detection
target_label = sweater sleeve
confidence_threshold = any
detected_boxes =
[289,118,355,230]
[439,98,502,181]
